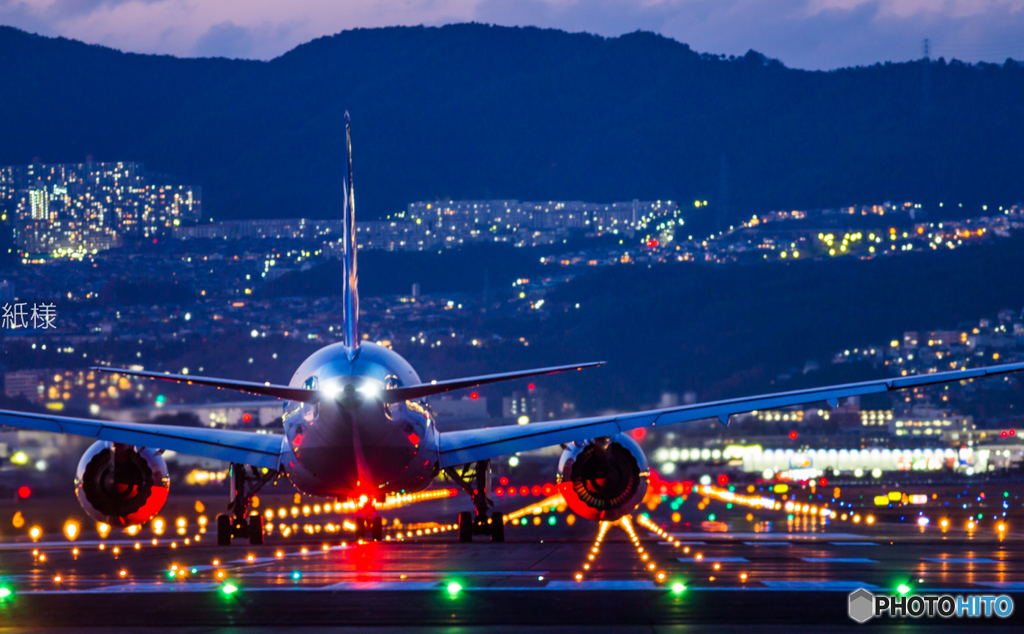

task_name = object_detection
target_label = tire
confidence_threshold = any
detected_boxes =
[458,511,473,543]
[490,512,505,542]
[372,517,383,542]
[354,517,366,541]
[217,514,232,546]
[248,515,264,545]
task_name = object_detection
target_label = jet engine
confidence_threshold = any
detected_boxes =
[75,441,170,526]
[557,433,649,522]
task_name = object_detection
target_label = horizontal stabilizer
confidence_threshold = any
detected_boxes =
[93,367,317,402]
[382,361,605,403]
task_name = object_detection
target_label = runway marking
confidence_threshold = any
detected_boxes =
[81,582,223,593]
[974,582,1024,590]
[759,581,881,591]
[800,557,877,563]
[677,557,749,563]
[923,558,1001,564]
[829,542,878,546]
[241,570,549,578]
[543,580,658,590]
[744,541,791,546]
[667,532,867,541]
[318,581,441,590]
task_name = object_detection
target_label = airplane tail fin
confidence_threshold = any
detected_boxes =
[342,111,359,352]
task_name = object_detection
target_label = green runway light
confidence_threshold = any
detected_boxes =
[167,571,176,579]
[447,582,462,595]
[292,572,301,580]
[672,583,686,593]
[190,568,198,574]
[897,584,911,595]
[0,587,11,599]
[548,516,556,525]
[222,583,238,595]
[708,514,715,521]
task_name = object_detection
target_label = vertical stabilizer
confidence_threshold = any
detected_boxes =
[342,112,359,352]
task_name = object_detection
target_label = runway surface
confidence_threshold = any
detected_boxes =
[1,489,1022,630]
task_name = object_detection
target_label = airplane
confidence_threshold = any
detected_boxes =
[3,113,1024,546]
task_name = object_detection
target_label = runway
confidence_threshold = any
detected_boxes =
[1,489,1022,629]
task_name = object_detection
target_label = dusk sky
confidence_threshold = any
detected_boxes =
[1,0,1022,69]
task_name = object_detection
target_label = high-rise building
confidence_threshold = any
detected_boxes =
[0,161,201,256]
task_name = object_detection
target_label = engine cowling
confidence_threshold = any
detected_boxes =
[75,441,169,526]
[557,434,649,522]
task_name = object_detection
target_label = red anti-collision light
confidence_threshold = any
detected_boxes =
[789,430,798,440]
[470,392,479,400]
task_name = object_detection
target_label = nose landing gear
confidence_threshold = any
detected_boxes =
[446,460,504,543]
[216,463,278,546]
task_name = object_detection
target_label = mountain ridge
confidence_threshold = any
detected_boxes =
[0,23,1020,224]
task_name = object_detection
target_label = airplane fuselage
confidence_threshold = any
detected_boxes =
[280,342,440,500]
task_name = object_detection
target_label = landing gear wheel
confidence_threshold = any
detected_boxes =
[490,512,505,542]
[248,515,264,545]
[217,513,232,546]
[458,511,473,543]
[372,517,383,541]
[355,517,366,541]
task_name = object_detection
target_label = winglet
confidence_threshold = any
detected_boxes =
[342,111,359,355]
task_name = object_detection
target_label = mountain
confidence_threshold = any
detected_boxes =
[0,24,1021,224]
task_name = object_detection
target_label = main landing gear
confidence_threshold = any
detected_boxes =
[217,463,278,546]
[353,515,385,542]
[444,460,504,543]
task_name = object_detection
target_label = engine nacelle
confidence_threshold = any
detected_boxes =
[557,434,649,522]
[75,441,170,526]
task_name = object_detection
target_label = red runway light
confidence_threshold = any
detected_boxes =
[499,477,508,486]
[531,485,542,496]
[716,474,729,486]
[17,486,31,499]
[507,487,516,496]
[242,413,251,423]
[543,484,554,496]
[1011,429,1017,437]
[528,383,535,391]
[520,486,529,496]
[819,478,828,486]
[470,392,479,400]
[1002,431,1008,438]
[789,430,798,440]
[495,487,504,496]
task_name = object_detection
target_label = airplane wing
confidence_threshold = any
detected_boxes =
[437,361,1024,467]
[93,367,316,402]
[382,362,606,403]
[0,409,284,469]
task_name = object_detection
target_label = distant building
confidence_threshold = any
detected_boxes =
[1,161,200,256]
[503,387,575,423]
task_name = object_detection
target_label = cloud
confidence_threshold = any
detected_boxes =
[1,0,1022,68]
[192,20,253,57]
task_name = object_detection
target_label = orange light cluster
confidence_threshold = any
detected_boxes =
[575,520,612,581]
